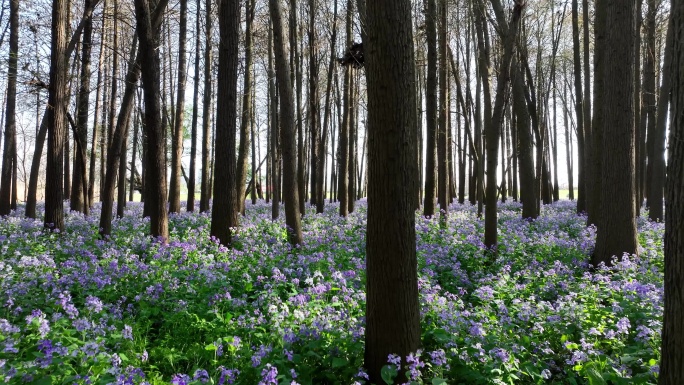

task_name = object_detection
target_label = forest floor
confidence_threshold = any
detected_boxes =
[0,200,662,385]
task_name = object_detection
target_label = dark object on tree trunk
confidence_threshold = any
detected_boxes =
[338,42,364,68]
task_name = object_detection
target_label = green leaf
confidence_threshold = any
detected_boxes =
[432,378,448,385]
[381,365,398,385]
[332,357,348,368]
[586,367,607,385]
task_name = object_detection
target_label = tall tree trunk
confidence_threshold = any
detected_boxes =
[513,60,537,219]
[44,0,70,231]
[588,0,607,226]
[338,0,352,218]
[199,0,213,213]
[592,0,638,266]
[100,40,151,237]
[0,0,18,216]
[26,1,98,218]
[659,3,684,381]
[643,0,657,211]
[572,0,586,213]
[117,113,130,217]
[133,0,170,241]
[437,0,449,219]
[347,72,356,213]
[423,0,437,217]
[130,102,139,202]
[187,0,201,212]
[237,0,254,215]
[269,0,303,245]
[169,0,188,213]
[70,0,94,214]
[89,15,105,208]
[364,0,420,382]
[648,16,673,222]
[108,0,119,190]
[268,20,280,220]
[484,0,522,250]
[211,0,241,245]
[581,0,592,211]
[316,0,337,214]
[308,0,320,208]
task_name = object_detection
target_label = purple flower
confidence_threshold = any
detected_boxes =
[387,353,402,369]
[429,349,448,367]
[259,364,278,385]
[122,324,133,340]
[85,296,104,313]
[193,369,210,383]
[171,374,190,385]
[616,317,631,334]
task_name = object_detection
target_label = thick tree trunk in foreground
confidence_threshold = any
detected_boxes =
[660,3,684,381]
[364,0,420,383]
[44,0,70,231]
[133,0,169,241]
[210,0,241,245]
[269,0,303,245]
[592,0,638,266]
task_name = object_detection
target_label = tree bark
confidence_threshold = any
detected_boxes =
[69,0,94,214]
[133,0,170,241]
[169,0,188,213]
[0,0,18,216]
[316,0,337,213]
[437,0,449,219]
[269,0,303,245]
[210,0,241,245]
[364,0,420,381]
[592,0,638,267]
[44,0,70,231]
[187,0,201,212]
[199,0,213,213]
[648,15,673,222]
[659,2,684,381]
[484,0,523,249]
[236,0,254,215]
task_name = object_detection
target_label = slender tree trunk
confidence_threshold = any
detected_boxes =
[513,60,537,219]
[236,0,254,215]
[199,0,213,213]
[117,112,130,217]
[269,20,280,220]
[70,0,94,214]
[643,0,657,210]
[308,0,319,208]
[423,0,437,217]
[347,72,356,213]
[269,0,303,245]
[169,0,188,213]
[0,0,19,216]
[572,0,586,213]
[648,17,673,222]
[316,0,337,213]
[437,0,449,219]
[130,103,139,202]
[187,0,201,211]
[483,0,522,250]
[133,0,170,240]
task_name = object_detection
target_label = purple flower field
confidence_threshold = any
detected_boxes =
[0,200,663,384]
